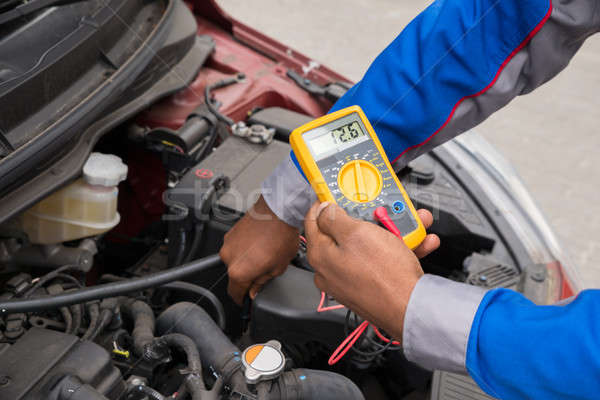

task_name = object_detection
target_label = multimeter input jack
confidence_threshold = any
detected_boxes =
[392,201,405,214]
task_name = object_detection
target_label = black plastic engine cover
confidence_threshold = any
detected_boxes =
[251,266,347,350]
[0,328,124,399]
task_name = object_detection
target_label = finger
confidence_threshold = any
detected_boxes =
[417,209,434,229]
[316,202,358,242]
[304,202,325,240]
[413,233,441,259]
[227,276,250,305]
[249,283,263,299]
[313,273,327,292]
[304,202,336,247]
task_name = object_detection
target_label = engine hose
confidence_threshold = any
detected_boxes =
[86,308,113,341]
[59,306,73,333]
[119,299,156,359]
[160,281,226,331]
[173,228,188,267]
[156,302,238,371]
[0,254,221,314]
[268,369,365,400]
[183,222,205,264]
[82,302,100,340]
[156,303,364,400]
[70,303,82,335]
[24,264,81,297]
[156,302,248,395]
[155,333,209,398]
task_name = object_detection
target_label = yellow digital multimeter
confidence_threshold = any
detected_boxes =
[290,105,426,249]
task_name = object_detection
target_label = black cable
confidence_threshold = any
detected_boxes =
[173,228,188,267]
[59,306,73,334]
[161,281,226,331]
[0,254,221,314]
[86,308,113,341]
[25,265,82,298]
[342,310,401,361]
[183,222,205,264]
[70,303,82,335]
[204,74,245,126]
[193,127,218,162]
[82,303,100,341]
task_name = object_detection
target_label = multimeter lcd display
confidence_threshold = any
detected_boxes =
[306,114,369,160]
[331,121,366,143]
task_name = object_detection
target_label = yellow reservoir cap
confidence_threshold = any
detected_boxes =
[337,160,382,203]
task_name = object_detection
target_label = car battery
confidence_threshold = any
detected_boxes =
[164,136,290,335]
[165,135,290,256]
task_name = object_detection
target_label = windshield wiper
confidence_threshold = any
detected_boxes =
[0,0,84,26]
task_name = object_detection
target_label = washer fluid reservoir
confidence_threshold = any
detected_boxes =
[21,153,128,244]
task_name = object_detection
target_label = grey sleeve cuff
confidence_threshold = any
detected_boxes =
[261,155,316,229]
[403,275,487,374]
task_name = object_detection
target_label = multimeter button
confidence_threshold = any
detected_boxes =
[337,160,383,203]
[392,201,405,214]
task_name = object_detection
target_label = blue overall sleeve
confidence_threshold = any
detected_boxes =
[261,0,600,228]
[403,275,600,400]
[465,289,600,399]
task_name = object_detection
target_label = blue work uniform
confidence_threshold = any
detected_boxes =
[261,0,600,398]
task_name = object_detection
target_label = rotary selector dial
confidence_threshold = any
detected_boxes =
[337,160,383,203]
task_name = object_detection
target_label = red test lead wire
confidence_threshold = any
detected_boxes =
[326,206,403,365]
[373,206,403,239]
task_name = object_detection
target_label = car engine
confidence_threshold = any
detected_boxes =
[0,1,562,399]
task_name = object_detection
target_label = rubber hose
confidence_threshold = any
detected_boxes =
[157,303,365,400]
[0,254,221,313]
[156,302,247,396]
[157,333,207,397]
[161,281,226,331]
[70,303,82,335]
[183,223,205,263]
[87,308,113,341]
[120,299,156,358]
[272,369,365,400]
[173,228,187,267]
[59,306,73,333]
[158,333,203,377]
[24,264,81,298]
[156,302,238,370]
[82,303,100,341]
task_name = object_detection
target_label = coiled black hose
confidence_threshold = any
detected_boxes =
[0,254,221,314]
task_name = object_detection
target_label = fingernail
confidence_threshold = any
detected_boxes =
[316,202,330,218]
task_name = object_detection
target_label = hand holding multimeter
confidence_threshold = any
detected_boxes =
[290,105,426,248]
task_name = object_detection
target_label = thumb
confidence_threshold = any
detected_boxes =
[316,202,358,243]
[304,202,336,244]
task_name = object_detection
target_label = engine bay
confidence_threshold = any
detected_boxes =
[0,1,551,399]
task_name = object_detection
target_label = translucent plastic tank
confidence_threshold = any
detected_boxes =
[21,153,128,244]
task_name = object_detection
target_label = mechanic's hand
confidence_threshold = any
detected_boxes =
[304,202,439,343]
[221,195,300,305]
